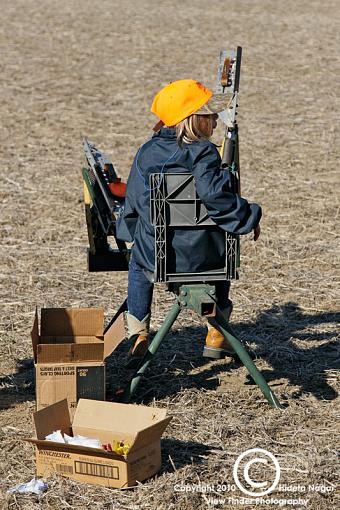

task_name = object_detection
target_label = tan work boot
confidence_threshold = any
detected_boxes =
[203,305,235,359]
[125,312,150,360]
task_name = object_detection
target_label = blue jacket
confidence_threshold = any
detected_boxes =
[116,127,261,273]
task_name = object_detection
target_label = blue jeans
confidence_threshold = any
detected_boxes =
[127,256,232,321]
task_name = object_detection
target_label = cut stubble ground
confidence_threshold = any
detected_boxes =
[0,1,339,509]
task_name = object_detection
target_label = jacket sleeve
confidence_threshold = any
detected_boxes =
[190,143,262,235]
[116,194,138,242]
[116,160,139,242]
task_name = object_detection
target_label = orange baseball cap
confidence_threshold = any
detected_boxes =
[151,79,232,127]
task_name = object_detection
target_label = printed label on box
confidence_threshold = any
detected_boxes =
[76,365,105,400]
[36,449,125,487]
[39,366,76,377]
[75,460,119,479]
[37,449,74,478]
[36,363,105,415]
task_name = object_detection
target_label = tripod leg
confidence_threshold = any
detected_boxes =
[215,312,282,409]
[121,301,181,402]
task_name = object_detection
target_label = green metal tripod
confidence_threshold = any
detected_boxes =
[118,283,282,409]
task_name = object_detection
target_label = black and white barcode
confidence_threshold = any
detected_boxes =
[75,461,119,479]
[56,464,73,474]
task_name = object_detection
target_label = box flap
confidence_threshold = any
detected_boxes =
[103,313,126,358]
[40,308,104,337]
[72,400,171,449]
[36,343,104,363]
[128,417,172,453]
[31,308,39,363]
[33,399,71,440]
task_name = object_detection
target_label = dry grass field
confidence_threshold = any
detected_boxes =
[0,0,339,509]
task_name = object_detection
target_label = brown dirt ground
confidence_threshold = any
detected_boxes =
[0,0,339,509]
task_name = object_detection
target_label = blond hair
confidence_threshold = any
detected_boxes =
[175,114,214,145]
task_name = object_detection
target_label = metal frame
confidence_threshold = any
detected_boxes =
[150,172,239,283]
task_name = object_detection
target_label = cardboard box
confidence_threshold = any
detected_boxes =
[31,308,125,415]
[26,399,172,488]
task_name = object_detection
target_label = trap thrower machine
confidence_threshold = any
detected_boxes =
[81,48,282,409]
[82,140,130,272]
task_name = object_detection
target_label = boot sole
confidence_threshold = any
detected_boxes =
[203,346,255,363]
[203,346,235,360]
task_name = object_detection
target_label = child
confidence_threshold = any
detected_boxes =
[116,79,261,361]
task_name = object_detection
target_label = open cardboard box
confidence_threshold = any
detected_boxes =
[31,308,125,415]
[26,399,172,488]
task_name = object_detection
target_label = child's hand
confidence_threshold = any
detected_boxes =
[253,224,261,241]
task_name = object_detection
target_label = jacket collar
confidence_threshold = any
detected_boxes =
[153,127,177,140]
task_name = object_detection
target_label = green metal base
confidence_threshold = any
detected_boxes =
[214,311,282,409]
[120,301,181,403]
[117,284,282,409]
